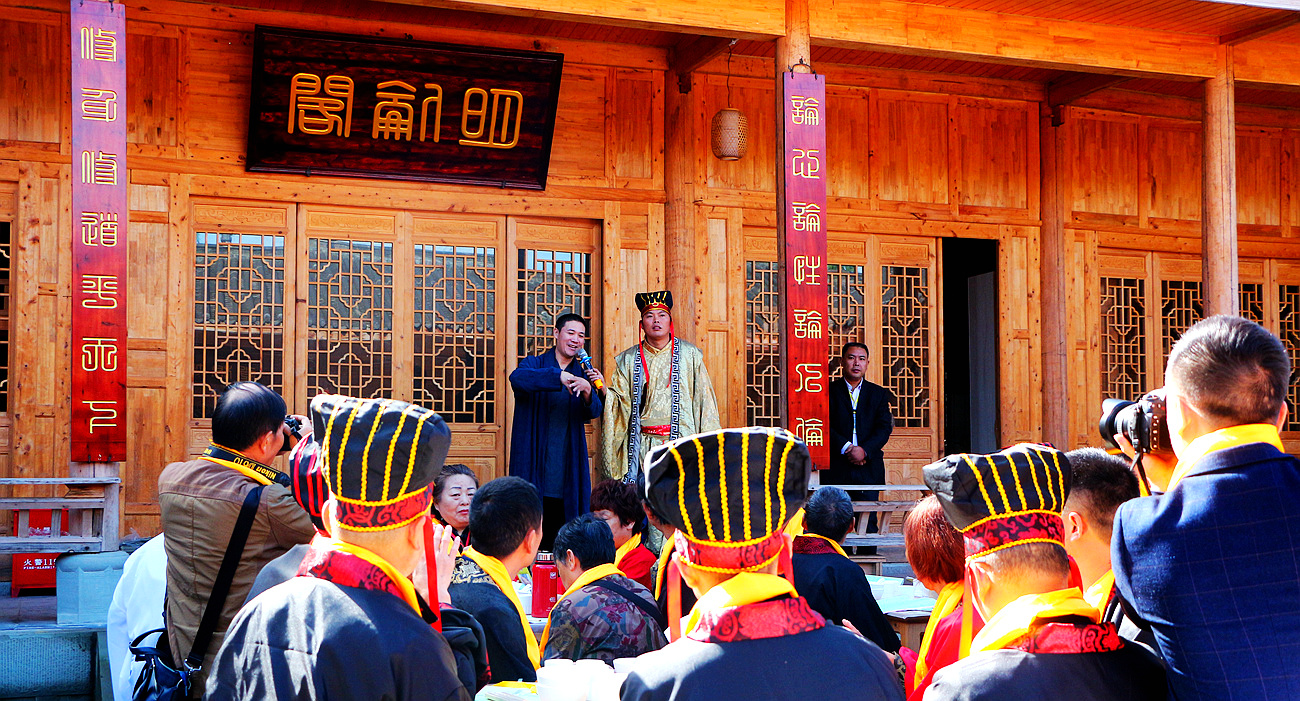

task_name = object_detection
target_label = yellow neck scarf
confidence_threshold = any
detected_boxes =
[911,581,964,693]
[463,546,540,670]
[327,538,421,613]
[203,444,274,486]
[1083,570,1116,610]
[784,508,806,537]
[653,538,675,599]
[800,532,849,558]
[970,588,1099,654]
[614,531,643,569]
[538,562,624,651]
[683,571,796,638]
[1168,423,1283,490]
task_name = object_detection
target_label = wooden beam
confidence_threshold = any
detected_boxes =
[1221,13,1300,46]
[670,36,735,93]
[1039,105,1068,448]
[1046,73,1132,126]
[1203,45,1239,318]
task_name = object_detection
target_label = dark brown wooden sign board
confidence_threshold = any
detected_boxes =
[247,26,564,189]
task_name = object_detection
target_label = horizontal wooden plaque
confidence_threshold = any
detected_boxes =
[247,26,564,190]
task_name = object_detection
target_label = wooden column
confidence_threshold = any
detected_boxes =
[1203,44,1239,317]
[665,71,702,342]
[1040,106,1068,447]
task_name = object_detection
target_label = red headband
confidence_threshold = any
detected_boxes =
[962,511,1065,559]
[675,529,786,573]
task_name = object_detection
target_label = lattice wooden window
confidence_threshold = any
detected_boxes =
[881,265,930,428]
[1240,283,1265,324]
[1161,280,1203,363]
[307,239,394,399]
[414,245,496,424]
[0,221,9,413]
[516,249,591,360]
[827,264,867,372]
[1279,285,1300,432]
[745,261,781,427]
[193,233,285,418]
[1100,277,1147,401]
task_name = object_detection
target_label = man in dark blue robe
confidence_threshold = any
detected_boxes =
[509,312,604,548]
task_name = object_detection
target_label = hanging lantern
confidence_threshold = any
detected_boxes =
[711,107,748,161]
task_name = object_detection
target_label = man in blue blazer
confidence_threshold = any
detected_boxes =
[1112,315,1300,700]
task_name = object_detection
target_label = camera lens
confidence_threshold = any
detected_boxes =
[1099,399,1136,450]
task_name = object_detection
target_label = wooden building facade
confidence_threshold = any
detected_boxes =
[2,0,1300,535]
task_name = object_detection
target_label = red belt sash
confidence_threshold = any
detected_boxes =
[641,425,672,436]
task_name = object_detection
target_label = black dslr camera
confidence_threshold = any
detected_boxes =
[282,415,304,452]
[1099,390,1174,457]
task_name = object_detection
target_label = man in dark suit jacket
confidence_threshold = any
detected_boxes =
[826,343,894,531]
[1112,315,1300,701]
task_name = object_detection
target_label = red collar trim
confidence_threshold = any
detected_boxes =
[1012,620,1126,654]
[686,596,826,643]
[791,534,839,555]
[298,540,412,604]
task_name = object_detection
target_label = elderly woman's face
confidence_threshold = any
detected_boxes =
[437,474,477,530]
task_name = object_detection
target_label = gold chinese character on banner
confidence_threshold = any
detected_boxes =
[80,88,118,122]
[80,274,119,309]
[419,83,443,142]
[460,88,524,149]
[795,417,825,446]
[795,362,824,393]
[793,309,824,339]
[288,73,354,137]
[791,202,821,233]
[81,151,117,185]
[81,212,118,247]
[790,96,820,125]
[80,337,119,372]
[372,80,416,140]
[792,148,821,179]
[80,27,117,62]
[793,255,822,285]
[83,400,119,433]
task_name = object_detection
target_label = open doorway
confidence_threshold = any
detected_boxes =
[942,238,999,455]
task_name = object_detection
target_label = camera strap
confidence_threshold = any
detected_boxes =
[202,443,290,488]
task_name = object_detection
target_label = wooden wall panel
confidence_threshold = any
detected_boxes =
[185,28,253,162]
[827,87,870,201]
[1066,229,1100,449]
[998,227,1042,444]
[1238,132,1282,229]
[703,78,776,193]
[613,69,663,189]
[1147,123,1201,223]
[549,64,610,186]
[127,32,180,148]
[1070,114,1139,218]
[0,18,63,144]
[873,93,949,205]
[955,99,1029,210]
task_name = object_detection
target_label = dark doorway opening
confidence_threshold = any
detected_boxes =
[942,238,999,455]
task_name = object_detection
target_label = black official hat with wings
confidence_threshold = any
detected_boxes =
[635,290,673,313]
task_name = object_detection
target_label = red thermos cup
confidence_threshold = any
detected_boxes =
[531,551,559,618]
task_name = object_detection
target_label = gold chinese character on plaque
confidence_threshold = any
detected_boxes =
[80,27,117,62]
[81,151,118,186]
[792,255,822,285]
[790,96,820,126]
[792,148,821,179]
[81,212,119,247]
[288,73,354,137]
[80,274,119,309]
[460,88,524,149]
[791,202,821,233]
[80,88,118,122]
[80,337,119,372]
[795,417,825,447]
[419,83,443,143]
[793,309,824,339]
[795,362,825,393]
[372,80,416,141]
[83,400,119,433]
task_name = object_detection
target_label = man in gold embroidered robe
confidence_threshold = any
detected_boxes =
[600,291,721,485]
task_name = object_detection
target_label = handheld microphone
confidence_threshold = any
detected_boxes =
[576,349,604,390]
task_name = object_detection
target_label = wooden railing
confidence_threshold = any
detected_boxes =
[0,478,121,554]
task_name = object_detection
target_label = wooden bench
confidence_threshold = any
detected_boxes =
[813,483,927,561]
[0,478,121,554]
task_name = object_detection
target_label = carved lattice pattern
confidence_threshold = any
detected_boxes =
[1100,277,1147,401]
[1278,285,1300,431]
[307,239,394,398]
[193,232,285,418]
[1161,280,1203,364]
[1240,283,1265,325]
[414,245,496,424]
[516,249,591,360]
[827,264,867,373]
[0,221,9,413]
[881,265,929,428]
[746,261,781,427]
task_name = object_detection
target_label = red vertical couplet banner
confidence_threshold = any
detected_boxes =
[781,72,830,470]
[70,0,128,462]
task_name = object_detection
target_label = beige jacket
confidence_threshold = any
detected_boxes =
[158,458,314,695]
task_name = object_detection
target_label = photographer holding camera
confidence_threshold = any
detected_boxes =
[157,382,316,697]
[1110,316,1300,701]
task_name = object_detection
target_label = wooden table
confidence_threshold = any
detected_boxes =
[815,483,926,549]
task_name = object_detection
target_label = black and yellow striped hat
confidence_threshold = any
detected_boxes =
[922,443,1071,558]
[310,395,451,532]
[644,427,809,572]
[634,290,673,313]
